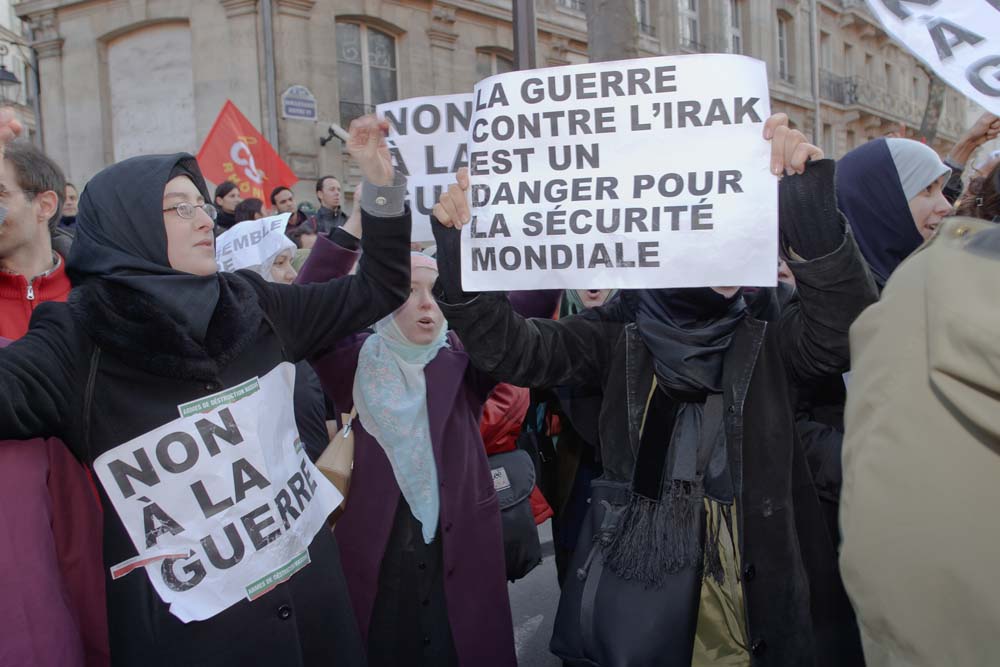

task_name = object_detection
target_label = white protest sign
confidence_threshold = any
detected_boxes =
[215,213,292,273]
[94,363,342,622]
[377,93,472,242]
[865,0,1000,116]
[462,54,777,291]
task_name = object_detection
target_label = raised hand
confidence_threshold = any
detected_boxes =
[347,115,394,187]
[0,108,23,156]
[764,113,824,177]
[432,167,471,229]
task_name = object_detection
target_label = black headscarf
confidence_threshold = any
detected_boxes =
[836,139,922,287]
[634,288,747,398]
[67,154,221,340]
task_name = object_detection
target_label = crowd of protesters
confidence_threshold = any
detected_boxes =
[0,82,998,667]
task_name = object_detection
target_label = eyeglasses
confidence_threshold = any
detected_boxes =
[163,202,218,221]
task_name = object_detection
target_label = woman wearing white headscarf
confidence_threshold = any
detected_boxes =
[298,239,517,667]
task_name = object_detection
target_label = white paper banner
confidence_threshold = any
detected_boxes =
[865,0,1000,116]
[461,54,777,291]
[215,213,292,273]
[95,363,342,622]
[378,93,472,242]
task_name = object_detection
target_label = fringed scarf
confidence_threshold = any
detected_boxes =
[602,288,744,588]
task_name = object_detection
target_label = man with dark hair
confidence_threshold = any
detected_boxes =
[309,174,348,235]
[0,141,68,338]
[270,185,295,214]
[60,182,79,229]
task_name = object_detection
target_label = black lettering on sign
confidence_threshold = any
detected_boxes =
[873,0,937,21]
[162,554,206,592]
[108,448,161,498]
[156,432,199,474]
[275,489,300,530]
[300,460,319,495]
[143,501,185,548]
[288,472,313,512]
[927,18,983,61]
[969,55,1000,96]
[201,522,245,569]
[242,503,282,551]
[233,458,271,503]
[191,479,234,519]
[195,408,244,457]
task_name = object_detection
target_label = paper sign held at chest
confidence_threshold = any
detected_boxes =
[94,363,342,623]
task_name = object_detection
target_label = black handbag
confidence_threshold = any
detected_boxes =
[550,395,724,667]
[488,448,543,582]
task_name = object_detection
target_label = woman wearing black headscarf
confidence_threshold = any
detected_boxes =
[432,114,876,667]
[0,116,410,666]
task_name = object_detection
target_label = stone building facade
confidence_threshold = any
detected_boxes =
[14,0,973,200]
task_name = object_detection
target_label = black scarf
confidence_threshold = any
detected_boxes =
[601,289,745,588]
[68,272,262,382]
[634,288,746,399]
[67,154,222,341]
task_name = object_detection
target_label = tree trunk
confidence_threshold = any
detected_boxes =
[586,0,639,62]
[917,67,946,145]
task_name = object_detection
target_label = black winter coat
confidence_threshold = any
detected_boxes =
[0,210,410,666]
[438,169,876,666]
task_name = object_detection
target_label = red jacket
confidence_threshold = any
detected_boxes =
[481,383,554,524]
[0,259,109,667]
[0,256,72,339]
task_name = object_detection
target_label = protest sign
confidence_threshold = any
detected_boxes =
[461,54,777,291]
[378,93,472,241]
[865,0,1000,116]
[216,213,292,273]
[198,100,298,199]
[95,363,342,622]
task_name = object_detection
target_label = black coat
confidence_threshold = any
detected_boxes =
[437,169,876,666]
[0,209,410,666]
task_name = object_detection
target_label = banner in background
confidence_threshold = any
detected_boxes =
[198,101,298,200]
[865,0,1000,116]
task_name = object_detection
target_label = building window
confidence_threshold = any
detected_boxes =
[846,129,856,150]
[636,0,654,35]
[777,14,792,83]
[476,50,514,81]
[843,42,854,75]
[679,0,700,50]
[864,53,874,80]
[556,0,586,11]
[822,123,833,156]
[729,0,743,54]
[884,62,894,93]
[336,22,398,127]
[820,31,832,70]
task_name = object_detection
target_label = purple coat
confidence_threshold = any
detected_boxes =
[298,237,517,666]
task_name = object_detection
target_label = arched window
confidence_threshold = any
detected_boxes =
[476,48,513,81]
[107,23,196,161]
[336,21,398,126]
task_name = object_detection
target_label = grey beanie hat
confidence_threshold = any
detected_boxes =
[885,138,950,201]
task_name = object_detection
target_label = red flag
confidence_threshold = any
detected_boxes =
[196,100,297,200]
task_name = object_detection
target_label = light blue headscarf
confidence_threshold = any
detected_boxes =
[353,307,449,544]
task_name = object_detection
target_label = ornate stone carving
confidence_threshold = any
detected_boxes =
[276,0,315,18]
[26,11,62,59]
[220,0,258,19]
[427,4,458,50]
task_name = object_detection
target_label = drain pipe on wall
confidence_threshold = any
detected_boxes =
[262,0,279,148]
